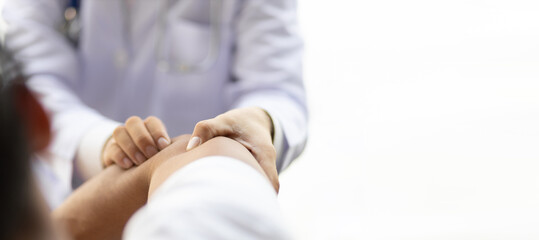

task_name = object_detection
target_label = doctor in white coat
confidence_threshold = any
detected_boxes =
[3,0,307,208]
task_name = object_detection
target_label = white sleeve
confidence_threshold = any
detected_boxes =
[26,76,117,206]
[123,157,292,240]
[227,0,308,172]
[75,118,121,180]
[3,0,118,189]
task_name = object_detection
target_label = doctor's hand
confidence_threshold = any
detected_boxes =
[186,107,280,192]
[102,116,172,169]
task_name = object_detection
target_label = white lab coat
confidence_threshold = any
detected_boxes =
[3,0,307,208]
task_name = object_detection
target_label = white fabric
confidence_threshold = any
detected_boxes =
[3,0,307,205]
[123,156,292,240]
[75,119,121,180]
[32,156,71,209]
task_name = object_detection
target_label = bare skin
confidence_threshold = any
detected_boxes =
[52,135,266,240]
[103,107,279,192]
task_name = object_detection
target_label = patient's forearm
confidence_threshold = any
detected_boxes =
[52,165,147,240]
[148,136,266,197]
[51,136,265,240]
[51,136,191,240]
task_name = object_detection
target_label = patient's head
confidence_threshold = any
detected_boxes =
[0,45,54,240]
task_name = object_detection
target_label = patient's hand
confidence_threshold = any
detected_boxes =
[53,135,191,240]
[102,116,172,169]
[53,135,267,240]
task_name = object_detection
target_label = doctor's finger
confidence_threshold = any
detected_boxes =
[103,141,133,169]
[144,116,171,150]
[250,143,279,192]
[113,126,146,165]
[259,158,280,193]
[186,119,232,151]
[126,116,159,158]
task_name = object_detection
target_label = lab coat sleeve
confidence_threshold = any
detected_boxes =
[3,0,118,193]
[229,0,308,172]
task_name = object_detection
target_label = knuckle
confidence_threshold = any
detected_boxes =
[126,116,142,126]
[196,120,211,131]
[112,155,123,164]
[103,157,113,167]
[119,139,136,152]
[215,114,232,125]
[195,119,220,139]
[221,115,235,125]
[133,135,148,145]
[230,123,242,135]
[144,116,159,124]
[112,150,125,161]
[103,153,112,164]
[215,113,227,120]
[113,126,126,136]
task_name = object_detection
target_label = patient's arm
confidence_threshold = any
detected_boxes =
[51,135,191,240]
[148,136,266,197]
[52,135,265,240]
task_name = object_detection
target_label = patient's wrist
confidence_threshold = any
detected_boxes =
[148,136,266,197]
[139,135,192,185]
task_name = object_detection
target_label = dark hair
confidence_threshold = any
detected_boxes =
[0,47,42,239]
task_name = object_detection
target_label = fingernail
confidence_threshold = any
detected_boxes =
[186,136,201,151]
[157,137,170,149]
[135,152,146,164]
[146,146,158,157]
[122,158,133,168]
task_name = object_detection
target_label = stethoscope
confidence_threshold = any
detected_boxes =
[62,0,81,47]
[63,0,222,74]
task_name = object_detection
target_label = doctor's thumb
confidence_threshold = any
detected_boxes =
[186,119,229,151]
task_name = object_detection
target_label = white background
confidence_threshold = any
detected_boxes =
[278,0,539,239]
[2,0,539,239]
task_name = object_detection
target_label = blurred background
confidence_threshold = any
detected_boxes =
[278,1,539,239]
[2,0,539,239]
